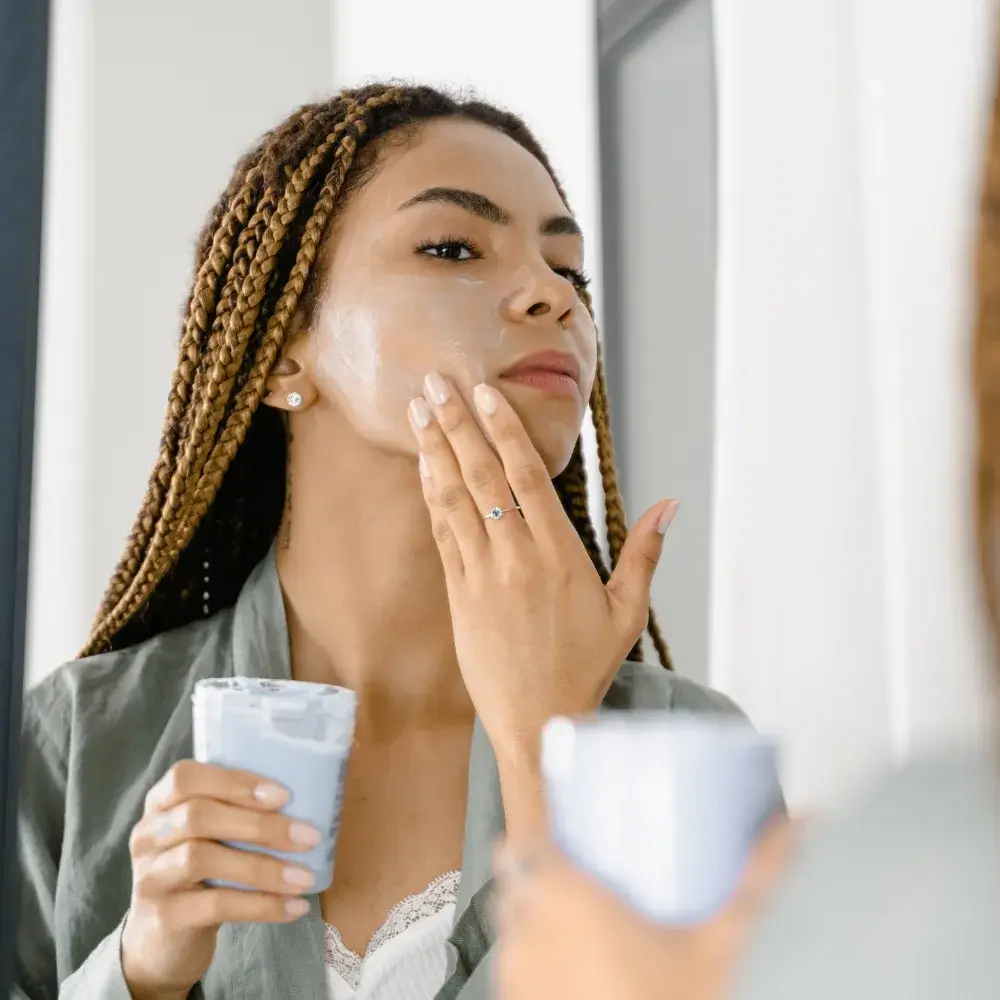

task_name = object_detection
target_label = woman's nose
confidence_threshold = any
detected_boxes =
[502,264,577,325]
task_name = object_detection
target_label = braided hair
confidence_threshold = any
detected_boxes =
[81,84,672,669]
[976,60,1000,654]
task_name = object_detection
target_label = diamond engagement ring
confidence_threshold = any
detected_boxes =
[482,505,520,521]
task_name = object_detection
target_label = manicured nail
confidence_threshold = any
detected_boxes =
[285,897,311,919]
[409,397,432,429]
[474,383,498,415]
[288,822,321,847]
[253,783,289,808]
[418,452,431,480]
[283,866,316,889]
[424,372,450,405]
[657,500,680,535]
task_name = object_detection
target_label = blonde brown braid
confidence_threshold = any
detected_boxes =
[82,83,671,669]
[975,47,1000,659]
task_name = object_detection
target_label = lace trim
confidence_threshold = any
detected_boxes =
[324,924,364,988]
[323,870,461,988]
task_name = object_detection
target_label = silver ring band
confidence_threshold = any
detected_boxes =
[483,505,520,521]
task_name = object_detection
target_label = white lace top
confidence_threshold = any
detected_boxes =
[324,871,460,1000]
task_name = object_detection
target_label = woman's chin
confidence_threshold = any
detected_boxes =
[497,400,584,479]
[524,425,587,479]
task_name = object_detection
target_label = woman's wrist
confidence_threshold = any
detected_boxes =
[495,740,548,845]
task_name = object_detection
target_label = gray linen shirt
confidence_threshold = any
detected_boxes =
[14,549,745,1000]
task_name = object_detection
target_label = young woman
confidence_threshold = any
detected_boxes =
[495,31,1000,1000]
[15,85,747,1000]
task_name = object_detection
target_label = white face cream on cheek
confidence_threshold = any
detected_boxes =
[312,272,515,410]
[313,306,381,399]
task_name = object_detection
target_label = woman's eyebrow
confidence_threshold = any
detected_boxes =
[399,186,508,223]
[398,186,582,238]
[540,215,582,238]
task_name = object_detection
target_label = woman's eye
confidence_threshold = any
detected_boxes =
[419,241,478,262]
[556,267,591,291]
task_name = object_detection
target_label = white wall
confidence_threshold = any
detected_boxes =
[711,0,1000,808]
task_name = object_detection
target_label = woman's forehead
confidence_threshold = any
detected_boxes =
[345,117,570,225]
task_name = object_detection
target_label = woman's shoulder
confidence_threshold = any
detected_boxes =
[604,660,747,719]
[23,608,235,759]
[733,751,1000,1000]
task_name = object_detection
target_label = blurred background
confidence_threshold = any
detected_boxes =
[24,0,1000,809]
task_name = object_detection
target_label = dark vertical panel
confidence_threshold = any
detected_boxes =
[0,0,50,989]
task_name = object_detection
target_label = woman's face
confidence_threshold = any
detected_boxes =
[293,117,598,475]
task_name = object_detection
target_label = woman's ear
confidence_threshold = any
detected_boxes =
[262,324,318,412]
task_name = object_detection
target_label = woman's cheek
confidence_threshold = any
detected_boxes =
[311,274,521,411]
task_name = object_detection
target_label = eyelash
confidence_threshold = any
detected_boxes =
[415,236,591,291]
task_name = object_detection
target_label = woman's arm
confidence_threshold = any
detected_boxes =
[14,691,149,1000]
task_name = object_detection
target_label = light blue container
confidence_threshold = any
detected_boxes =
[542,711,782,925]
[192,677,357,892]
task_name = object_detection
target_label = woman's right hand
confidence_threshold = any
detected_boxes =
[121,760,322,1000]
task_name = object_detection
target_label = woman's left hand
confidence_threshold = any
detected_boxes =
[408,374,676,787]
[494,819,802,1000]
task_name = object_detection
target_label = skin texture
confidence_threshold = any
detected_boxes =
[120,113,675,999]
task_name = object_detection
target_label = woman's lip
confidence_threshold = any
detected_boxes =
[499,369,581,397]
[499,350,582,385]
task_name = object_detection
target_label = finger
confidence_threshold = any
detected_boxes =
[496,935,537,1000]
[144,760,289,815]
[471,382,572,545]
[417,450,463,575]
[158,886,311,929]
[409,393,489,564]
[731,815,806,915]
[424,374,523,533]
[494,843,564,936]
[719,815,802,935]
[605,500,678,645]
[130,798,321,859]
[494,840,611,935]
[137,838,316,895]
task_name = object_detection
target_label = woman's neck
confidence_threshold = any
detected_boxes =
[275,422,473,736]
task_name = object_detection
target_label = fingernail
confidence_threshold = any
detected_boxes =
[283,866,316,889]
[657,500,680,535]
[424,372,450,405]
[408,397,432,429]
[474,383,498,415]
[285,897,311,919]
[288,822,321,847]
[418,452,431,480]
[253,783,289,808]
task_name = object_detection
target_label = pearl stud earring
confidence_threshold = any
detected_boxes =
[287,392,303,409]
